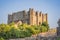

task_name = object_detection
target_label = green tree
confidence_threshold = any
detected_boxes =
[41,22,49,31]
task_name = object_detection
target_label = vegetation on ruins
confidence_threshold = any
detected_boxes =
[0,22,49,40]
[56,37,60,40]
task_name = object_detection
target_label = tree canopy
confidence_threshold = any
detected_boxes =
[0,22,49,39]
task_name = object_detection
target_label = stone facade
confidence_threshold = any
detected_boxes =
[57,19,60,37]
[7,35,57,40]
[8,8,48,25]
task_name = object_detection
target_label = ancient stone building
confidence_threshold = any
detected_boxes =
[8,8,48,25]
[57,19,60,37]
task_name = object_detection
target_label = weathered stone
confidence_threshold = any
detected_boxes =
[8,8,48,26]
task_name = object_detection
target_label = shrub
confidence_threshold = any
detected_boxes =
[0,37,4,40]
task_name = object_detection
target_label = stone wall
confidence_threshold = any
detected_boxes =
[8,37,36,40]
[8,8,48,25]
[7,35,57,40]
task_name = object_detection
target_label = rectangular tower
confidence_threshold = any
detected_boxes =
[29,8,36,25]
[8,14,13,24]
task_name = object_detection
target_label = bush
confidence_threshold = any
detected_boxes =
[0,37,4,40]
[0,23,49,39]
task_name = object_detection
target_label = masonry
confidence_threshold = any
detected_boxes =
[8,8,48,25]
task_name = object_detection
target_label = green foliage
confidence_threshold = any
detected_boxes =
[41,22,49,31]
[0,37,4,40]
[0,22,49,39]
[40,26,47,32]
[56,37,60,40]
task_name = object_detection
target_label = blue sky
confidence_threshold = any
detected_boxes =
[0,0,60,28]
